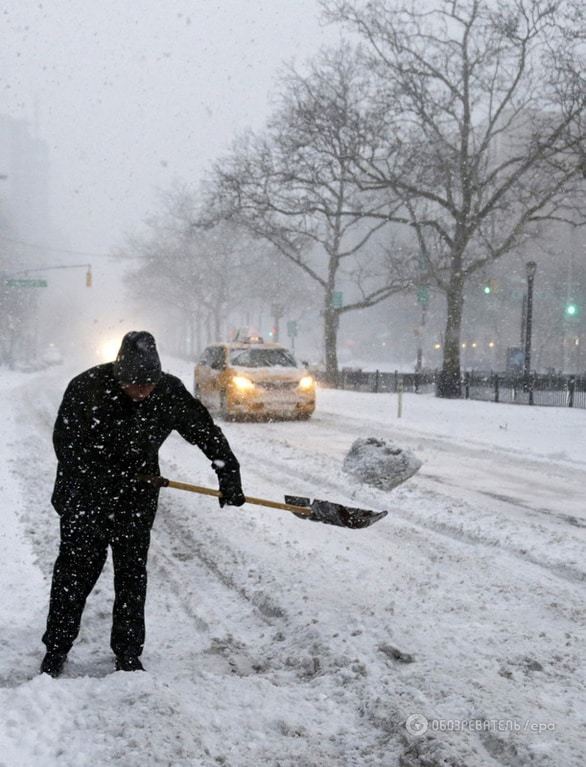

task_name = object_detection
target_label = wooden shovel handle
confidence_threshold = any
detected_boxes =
[164,479,313,517]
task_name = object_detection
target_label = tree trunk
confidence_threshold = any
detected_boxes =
[437,275,465,398]
[324,306,340,385]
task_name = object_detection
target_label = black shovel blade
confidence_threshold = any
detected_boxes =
[285,495,388,529]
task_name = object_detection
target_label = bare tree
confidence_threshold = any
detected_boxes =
[323,0,585,395]
[210,46,411,382]
[119,190,240,354]
[119,188,312,355]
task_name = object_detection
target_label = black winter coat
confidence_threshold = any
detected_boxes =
[51,363,241,526]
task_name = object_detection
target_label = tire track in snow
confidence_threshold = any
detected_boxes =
[423,473,586,529]
[148,497,409,766]
[229,425,586,585]
[260,411,586,527]
[155,463,289,623]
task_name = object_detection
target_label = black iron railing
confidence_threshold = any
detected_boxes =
[333,368,436,394]
[323,368,586,409]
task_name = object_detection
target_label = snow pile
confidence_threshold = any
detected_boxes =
[342,437,422,491]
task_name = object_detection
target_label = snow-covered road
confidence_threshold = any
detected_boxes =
[0,359,584,767]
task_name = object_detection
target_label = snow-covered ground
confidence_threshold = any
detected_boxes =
[0,357,584,767]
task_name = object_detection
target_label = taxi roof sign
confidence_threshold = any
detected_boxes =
[232,328,264,344]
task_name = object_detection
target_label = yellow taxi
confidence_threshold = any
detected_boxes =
[194,336,316,420]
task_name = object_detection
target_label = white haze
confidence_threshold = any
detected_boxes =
[1,0,332,253]
[0,0,340,362]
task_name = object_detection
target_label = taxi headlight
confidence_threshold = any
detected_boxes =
[298,375,315,391]
[232,375,256,392]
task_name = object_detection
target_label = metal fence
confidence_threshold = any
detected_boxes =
[464,372,586,409]
[328,368,586,409]
[335,368,436,394]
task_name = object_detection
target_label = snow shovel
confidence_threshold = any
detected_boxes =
[137,474,388,529]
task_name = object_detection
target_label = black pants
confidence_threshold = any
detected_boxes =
[42,509,152,657]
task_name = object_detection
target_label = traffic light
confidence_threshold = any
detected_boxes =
[482,279,496,295]
[86,267,93,287]
[564,301,580,319]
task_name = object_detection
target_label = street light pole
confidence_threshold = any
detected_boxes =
[523,261,537,400]
[520,293,527,346]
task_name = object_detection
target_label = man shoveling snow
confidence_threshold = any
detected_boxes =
[40,336,395,679]
[40,331,245,677]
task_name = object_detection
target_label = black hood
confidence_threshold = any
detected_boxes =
[113,331,162,384]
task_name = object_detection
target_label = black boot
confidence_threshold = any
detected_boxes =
[115,654,144,672]
[40,651,68,678]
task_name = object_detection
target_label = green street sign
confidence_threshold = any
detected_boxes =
[331,291,343,309]
[6,278,48,288]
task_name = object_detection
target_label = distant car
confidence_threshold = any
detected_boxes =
[42,344,63,366]
[194,337,316,420]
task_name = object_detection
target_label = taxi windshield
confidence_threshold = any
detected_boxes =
[229,348,298,368]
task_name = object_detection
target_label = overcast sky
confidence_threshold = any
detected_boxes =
[1,0,335,254]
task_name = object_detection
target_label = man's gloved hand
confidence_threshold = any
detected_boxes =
[218,479,246,508]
